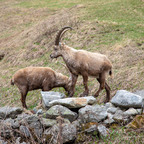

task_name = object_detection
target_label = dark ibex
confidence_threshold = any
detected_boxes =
[50,27,113,103]
[11,67,70,108]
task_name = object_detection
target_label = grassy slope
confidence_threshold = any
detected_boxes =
[0,0,144,143]
[0,0,144,107]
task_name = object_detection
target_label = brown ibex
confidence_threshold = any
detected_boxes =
[11,67,70,108]
[50,27,113,103]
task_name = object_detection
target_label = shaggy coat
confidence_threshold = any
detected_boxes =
[11,67,70,108]
[50,27,112,103]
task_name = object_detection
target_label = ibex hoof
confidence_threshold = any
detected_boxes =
[80,92,88,97]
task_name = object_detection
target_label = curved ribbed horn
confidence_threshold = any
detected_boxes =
[55,26,72,45]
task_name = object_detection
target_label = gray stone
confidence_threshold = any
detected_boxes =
[47,96,96,109]
[41,91,65,109]
[42,118,57,128]
[123,108,138,116]
[43,105,77,122]
[84,125,98,135]
[78,104,107,123]
[98,124,108,137]
[36,109,43,115]
[1,118,20,129]
[113,110,127,123]
[72,120,81,130]
[107,107,118,114]
[19,125,30,138]
[136,109,143,114]
[103,118,115,125]
[134,90,144,99]
[44,123,77,144]
[25,116,43,138]
[105,102,115,108]
[103,113,115,125]
[0,107,23,119]
[111,90,143,108]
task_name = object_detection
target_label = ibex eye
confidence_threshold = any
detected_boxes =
[54,48,58,51]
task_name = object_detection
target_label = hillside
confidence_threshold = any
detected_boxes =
[0,0,144,109]
[0,0,144,143]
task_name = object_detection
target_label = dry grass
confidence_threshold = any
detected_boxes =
[0,0,144,109]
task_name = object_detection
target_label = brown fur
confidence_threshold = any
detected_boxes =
[11,67,70,108]
[50,27,113,103]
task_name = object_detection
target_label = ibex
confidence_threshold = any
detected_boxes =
[50,27,113,103]
[11,67,70,108]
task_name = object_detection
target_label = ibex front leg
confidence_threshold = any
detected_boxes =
[80,74,89,97]
[69,74,78,97]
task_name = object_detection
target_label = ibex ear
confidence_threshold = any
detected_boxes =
[59,42,65,49]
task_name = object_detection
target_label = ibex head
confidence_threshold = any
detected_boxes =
[50,26,72,59]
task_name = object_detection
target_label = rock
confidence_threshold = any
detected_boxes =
[81,122,98,135]
[78,104,107,123]
[0,107,23,119]
[42,118,57,128]
[19,125,31,138]
[134,90,144,99]
[44,123,77,144]
[43,105,77,122]
[1,118,20,129]
[47,96,96,109]
[98,124,109,137]
[111,90,143,108]
[36,109,43,115]
[136,109,143,114]
[113,110,124,122]
[103,113,115,125]
[41,91,65,109]
[105,102,115,108]
[72,120,81,130]
[25,116,43,138]
[123,108,138,117]
[107,107,118,114]
[103,118,115,125]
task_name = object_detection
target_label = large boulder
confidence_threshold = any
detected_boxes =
[0,107,23,119]
[44,123,77,144]
[78,104,107,123]
[41,91,66,109]
[46,96,96,109]
[43,105,77,122]
[111,90,143,108]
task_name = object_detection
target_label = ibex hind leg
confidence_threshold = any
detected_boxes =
[94,73,105,98]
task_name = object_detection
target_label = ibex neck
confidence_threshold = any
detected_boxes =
[54,73,68,88]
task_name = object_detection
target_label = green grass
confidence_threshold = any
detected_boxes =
[0,0,144,143]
